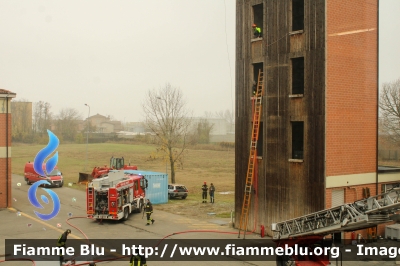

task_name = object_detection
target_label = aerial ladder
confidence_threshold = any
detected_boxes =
[272,188,400,265]
[237,69,264,238]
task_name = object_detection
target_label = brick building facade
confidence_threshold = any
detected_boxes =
[235,0,385,240]
[0,89,16,208]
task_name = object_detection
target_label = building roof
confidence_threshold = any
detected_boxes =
[89,113,109,119]
[0,89,16,97]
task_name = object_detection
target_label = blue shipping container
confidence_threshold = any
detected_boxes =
[123,170,168,204]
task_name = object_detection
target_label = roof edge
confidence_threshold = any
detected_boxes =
[0,89,17,97]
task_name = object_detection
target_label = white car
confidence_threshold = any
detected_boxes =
[168,184,188,199]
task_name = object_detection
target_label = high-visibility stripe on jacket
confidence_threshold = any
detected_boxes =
[144,202,153,213]
[130,254,147,266]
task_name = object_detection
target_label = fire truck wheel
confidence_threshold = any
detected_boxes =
[26,179,31,185]
[122,207,129,221]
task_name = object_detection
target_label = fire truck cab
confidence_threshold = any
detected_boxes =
[86,171,148,221]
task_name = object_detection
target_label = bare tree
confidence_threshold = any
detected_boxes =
[106,114,116,121]
[142,83,192,183]
[187,113,214,145]
[54,108,82,141]
[379,78,400,144]
[83,121,97,133]
[32,101,52,136]
[199,118,214,144]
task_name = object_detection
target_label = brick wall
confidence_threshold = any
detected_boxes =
[326,0,378,177]
[325,0,380,243]
[0,158,11,208]
[326,184,378,209]
[0,112,12,208]
[326,183,391,241]
[0,114,12,146]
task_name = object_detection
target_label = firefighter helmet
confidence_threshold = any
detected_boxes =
[66,229,71,234]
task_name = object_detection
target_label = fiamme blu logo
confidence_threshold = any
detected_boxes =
[28,130,61,221]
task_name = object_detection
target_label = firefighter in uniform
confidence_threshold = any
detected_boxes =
[130,248,147,266]
[252,23,262,38]
[252,81,257,96]
[144,199,155,226]
[57,229,71,264]
[202,182,208,203]
[209,183,215,203]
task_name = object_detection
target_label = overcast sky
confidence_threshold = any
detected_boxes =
[0,1,399,123]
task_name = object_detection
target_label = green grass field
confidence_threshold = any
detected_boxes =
[12,142,235,219]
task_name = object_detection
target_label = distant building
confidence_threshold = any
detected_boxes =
[117,119,235,142]
[124,122,148,134]
[76,119,85,132]
[191,117,235,143]
[84,114,123,133]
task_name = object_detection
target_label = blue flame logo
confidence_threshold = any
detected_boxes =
[28,130,61,220]
[28,180,61,220]
[33,130,59,176]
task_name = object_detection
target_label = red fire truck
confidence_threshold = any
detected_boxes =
[86,171,148,221]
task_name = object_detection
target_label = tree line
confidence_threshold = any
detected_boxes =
[11,100,87,143]
[11,97,234,147]
[11,84,235,184]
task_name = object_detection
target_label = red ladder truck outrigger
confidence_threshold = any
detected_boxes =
[271,188,400,265]
[86,171,148,221]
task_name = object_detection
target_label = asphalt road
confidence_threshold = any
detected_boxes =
[1,174,271,266]
[1,174,400,266]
